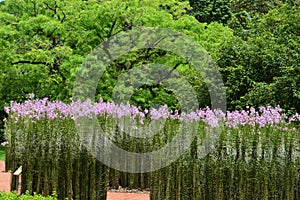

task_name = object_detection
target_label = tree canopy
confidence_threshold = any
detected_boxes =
[0,0,233,111]
[0,0,299,113]
[217,3,300,113]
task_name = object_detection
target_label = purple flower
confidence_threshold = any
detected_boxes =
[1,141,8,147]
[4,106,10,114]
[4,96,297,132]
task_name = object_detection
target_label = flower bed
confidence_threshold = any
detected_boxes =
[3,97,300,199]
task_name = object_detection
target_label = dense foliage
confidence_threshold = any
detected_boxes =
[0,0,232,113]
[0,0,298,113]
[218,3,300,113]
[186,0,231,24]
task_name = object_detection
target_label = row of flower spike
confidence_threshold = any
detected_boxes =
[3,96,300,129]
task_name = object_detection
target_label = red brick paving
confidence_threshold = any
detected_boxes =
[0,161,149,200]
[0,161,11,193]
[107,192,150,200]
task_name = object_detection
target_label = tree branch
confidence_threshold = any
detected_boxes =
[156,61,189,84]
[107,18,117,38]
[12,61,48,65]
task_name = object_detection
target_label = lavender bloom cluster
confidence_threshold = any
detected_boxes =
[3,96,300,129]
[1,141,8,147]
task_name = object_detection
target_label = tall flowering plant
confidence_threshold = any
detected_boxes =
[3,96,300,199]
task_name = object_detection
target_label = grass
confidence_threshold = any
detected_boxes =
[0,146,5,161]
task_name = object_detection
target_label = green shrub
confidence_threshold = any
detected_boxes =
[0,191,57,200]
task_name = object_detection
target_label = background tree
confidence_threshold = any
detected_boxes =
[0,0,299,116]
[185,0,231,24]
[228,0,300,33]
[0,0,233,112]
[217,3,300,113]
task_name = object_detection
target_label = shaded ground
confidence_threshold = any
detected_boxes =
[0,161,149,200]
